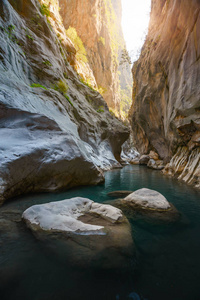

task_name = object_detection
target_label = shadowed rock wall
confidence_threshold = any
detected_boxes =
[0,0,129,204]
[130,0,200,187]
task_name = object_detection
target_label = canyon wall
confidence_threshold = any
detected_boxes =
[0,0,129,204]
[59,0,129,114]
[130,0,200,188]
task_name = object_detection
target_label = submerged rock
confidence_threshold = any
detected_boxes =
[22,197,135,268]
[107,191,133,198]
[111,188,180,223]
[0,218,19,240]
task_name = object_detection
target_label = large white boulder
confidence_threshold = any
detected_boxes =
[22,197,123,235]
[22,197,135,268]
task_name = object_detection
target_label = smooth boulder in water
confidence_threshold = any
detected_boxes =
[112,188,180,223]
[22,197,135,268]
[125,188,170,209]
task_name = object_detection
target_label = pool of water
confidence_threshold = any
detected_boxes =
[0,165,200,300]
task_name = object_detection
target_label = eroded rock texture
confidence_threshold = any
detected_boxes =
[22,197,135,268]
[130,0,200,186]
[0,0,129,204]
[59,0,128,112]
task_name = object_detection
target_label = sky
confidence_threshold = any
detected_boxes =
[121,0,151,61]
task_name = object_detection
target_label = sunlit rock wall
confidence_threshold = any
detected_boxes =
[59,0,128,113]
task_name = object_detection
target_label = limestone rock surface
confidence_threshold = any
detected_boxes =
[110,188,180,223]
[121,139,140,163]
[22,197,135,268]
[139,155,150,165]
[163,147,200,188]
[147,159,165,170]
[59,0,126,112]
[130,0,200,187]
[0,0,129,204]
[124,188,170,210]
[22,197,124,234]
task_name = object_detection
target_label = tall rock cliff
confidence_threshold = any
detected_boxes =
[0,0,129,204]
[130,0,200,188]
[59,0,128,113]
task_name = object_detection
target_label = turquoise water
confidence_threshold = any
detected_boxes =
[0,165,200,300]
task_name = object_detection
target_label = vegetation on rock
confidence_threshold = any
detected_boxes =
[30,83,48,90]
[65,26,88,63]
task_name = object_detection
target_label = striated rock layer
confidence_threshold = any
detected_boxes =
[0,0,129,205]
[130,0,200,187]
[163,147,200,189]
[59,0,127,112]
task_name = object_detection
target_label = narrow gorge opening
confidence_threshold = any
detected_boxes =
[119,0,151,121]
[121,0,151,62]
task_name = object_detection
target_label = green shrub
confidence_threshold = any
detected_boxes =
[98,36,105,46]
[40,4,50,17]
[97,86,107,95]
[65,26,88,63]
[8,25,15,32]
[43,60,52,66]
[53,80,73,106]
[64,94,73,106]
[63,72,68,79]
[97,106,104,113]
[2,25,18,43]
[80,78,95,91]
[26,34,34,40]
[109,108,116,117]
[54,79,69,94]
[30,83,47,90]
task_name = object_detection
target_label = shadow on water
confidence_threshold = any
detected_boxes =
[0,165,200,300]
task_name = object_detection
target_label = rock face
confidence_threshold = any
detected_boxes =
[0,0,129,204]
[22,197,134,268]
[130,0,200,186]
[59,0,128,113]
[163,146,200,188]
[147,159,165,170]
[121,138,140,163]
[139,155,150,165]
